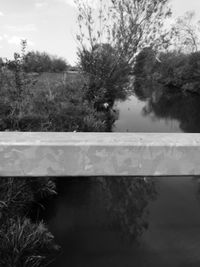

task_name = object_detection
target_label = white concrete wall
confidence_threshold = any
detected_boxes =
[0,132,199,176]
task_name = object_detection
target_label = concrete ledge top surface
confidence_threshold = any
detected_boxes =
[0,132,199,146]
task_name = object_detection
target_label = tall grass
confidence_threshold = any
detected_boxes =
[0,178,56,217]
[0,177,58,267]
[0,217,59,267]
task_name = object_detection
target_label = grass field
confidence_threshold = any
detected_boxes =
[38,71,80,84]
[34,71,84,93]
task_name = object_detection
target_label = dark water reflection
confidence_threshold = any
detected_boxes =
[42,177,200,267]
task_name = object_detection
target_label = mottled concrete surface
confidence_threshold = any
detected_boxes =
[0,132,199,176]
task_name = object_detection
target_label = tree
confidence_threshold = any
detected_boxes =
[76,0,173,110]
[75,0,162,242]
[23,51,68,73]
[172,11,200,53]
[76,0,173,107]
[79,43,130,105]
[76,0,172,67]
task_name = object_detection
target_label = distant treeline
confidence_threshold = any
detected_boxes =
[134,48,200,94]
[0,51,78,73]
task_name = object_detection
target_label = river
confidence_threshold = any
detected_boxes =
[113,95,181,132]
[46,92,200,267]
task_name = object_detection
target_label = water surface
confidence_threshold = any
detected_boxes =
[113,95,181,132]
[47,177,200,267]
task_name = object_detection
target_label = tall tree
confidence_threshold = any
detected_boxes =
[75,0,172,66]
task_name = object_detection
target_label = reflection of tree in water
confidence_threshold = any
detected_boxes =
[134,78,200,133]
[38,177,157,244]
[96,177,157,242]
[192,177,200,212]
[133,78,158,101]
[144,90,200,132]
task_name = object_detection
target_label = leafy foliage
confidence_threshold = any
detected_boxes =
[0,217,59,267]
[5,44,68,74]
[134,48,200,95]
[79,43,131,107]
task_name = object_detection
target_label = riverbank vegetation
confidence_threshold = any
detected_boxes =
[134,49,200,95]
[0,41,108,132]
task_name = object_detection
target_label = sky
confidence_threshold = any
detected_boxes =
[0,0,200,65]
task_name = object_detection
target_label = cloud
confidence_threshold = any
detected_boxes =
[8,36,21,45]
[35,1,48,8]
[0,36,3,41]
[0,11,4,16]
[8,36,35,46]
[4,24,37,32]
